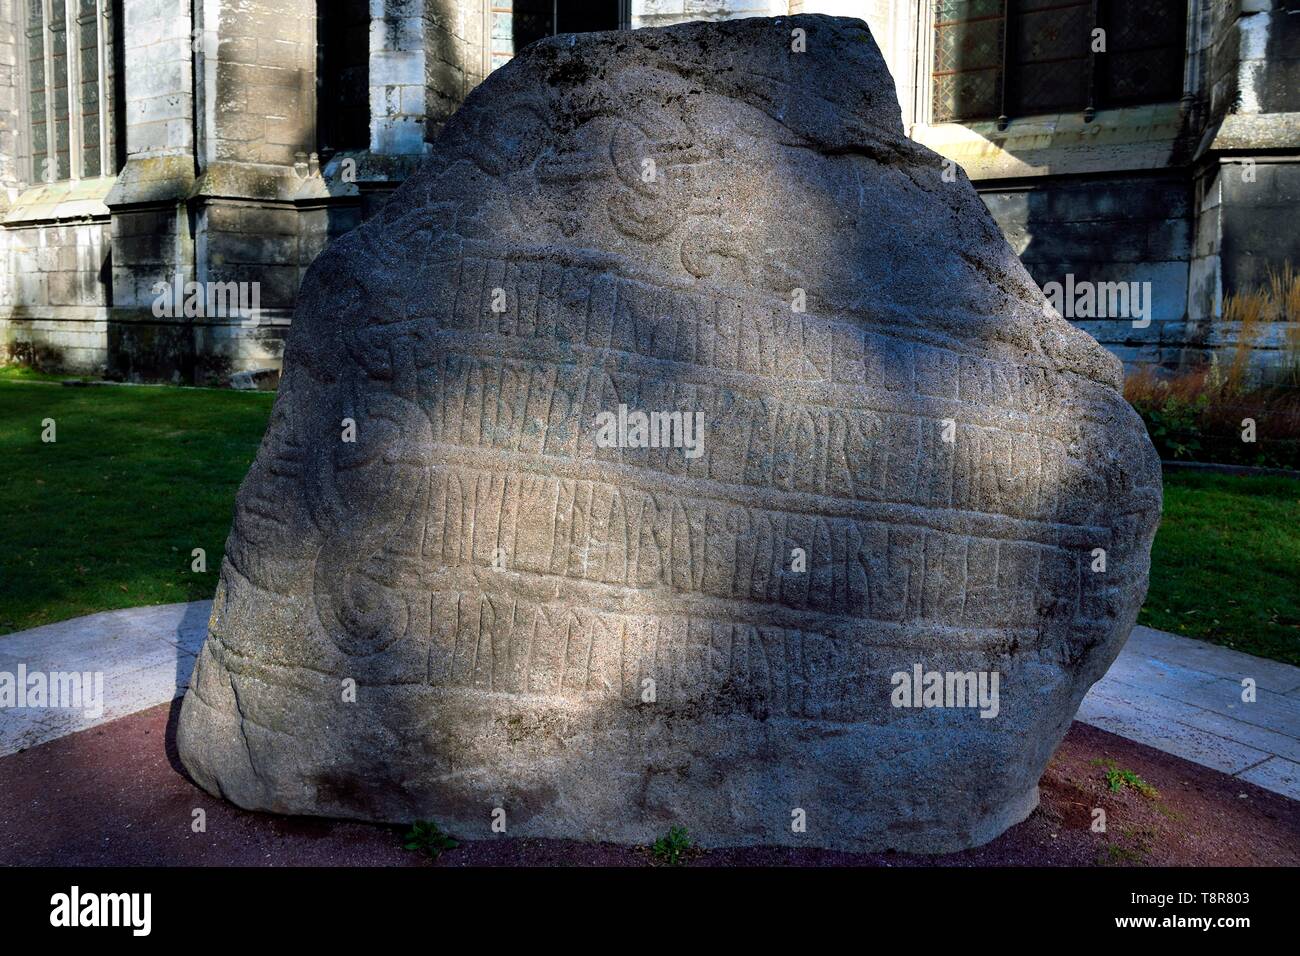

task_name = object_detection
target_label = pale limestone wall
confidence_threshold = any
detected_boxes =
[983,176,1194,372]
[124,0,193,156]
[0,0,122,374]
[209,0,316,166]
[366,0,489,149]
[371,0,429,154]
[906,0,1300,378]
[1192,0,1300,376]
[0,207,112,373]
[0,0,17,319]
[0,228,112,372]
[4,220,110,308]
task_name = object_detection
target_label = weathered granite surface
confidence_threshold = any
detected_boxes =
[176,15,1162,853]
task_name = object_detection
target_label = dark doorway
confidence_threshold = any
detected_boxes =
[317,0,371,157]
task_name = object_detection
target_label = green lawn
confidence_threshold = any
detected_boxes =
[0,369,273,634]
[1,372,1296,666]
[1140,470,1300,666]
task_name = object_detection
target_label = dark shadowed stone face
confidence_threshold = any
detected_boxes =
[176,14,1161,853]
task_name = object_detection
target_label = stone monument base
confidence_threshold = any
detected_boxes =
[181,629,1077,853]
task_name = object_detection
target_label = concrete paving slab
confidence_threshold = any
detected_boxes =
[0,601,208,663]
[1098,676,1300,764]
[1079,625,1300,800]
[1123,626,1300,695]
[0,601,208,757]
[1098,652,1222,698]
[1190,679,1300,739]
[1236,756,1300,801]
[1110,661,1300,740]
[1075,689,1273,775]
[0,660,196,757]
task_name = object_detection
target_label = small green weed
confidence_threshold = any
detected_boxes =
[1096,760,1159,798]
[402,820,459,860]
[650,826,693,866]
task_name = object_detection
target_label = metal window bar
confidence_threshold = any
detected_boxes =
[997,2,1011,129]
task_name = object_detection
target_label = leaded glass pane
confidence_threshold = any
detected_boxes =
[49,0,70,180]
[78,1,100,176]
[932,0,1005,122]
[26,6,47,180]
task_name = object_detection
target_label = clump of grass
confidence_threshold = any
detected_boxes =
[1095,760,1159,798]
[1125,366,1211,460]
[1221,262,1300,391]
[1101,843,1148,865]
[650,826,693,866]
[402,820,459,860]
[1269,262,1300,321]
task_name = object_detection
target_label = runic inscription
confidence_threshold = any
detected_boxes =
[177,16,1162,856]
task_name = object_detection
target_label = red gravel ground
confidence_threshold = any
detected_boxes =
[1,701,1296,867]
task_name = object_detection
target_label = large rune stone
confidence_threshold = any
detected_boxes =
[177,15,1162,853]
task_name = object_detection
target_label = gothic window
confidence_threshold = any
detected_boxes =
[933,0,1187,124]
[24,0,119,182]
